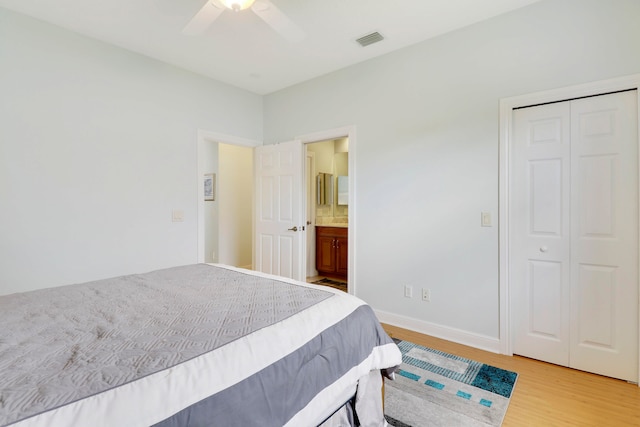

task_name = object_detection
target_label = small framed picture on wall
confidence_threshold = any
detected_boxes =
[204,173,215,201]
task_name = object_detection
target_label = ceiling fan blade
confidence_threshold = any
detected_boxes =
[251,0,305,43]
[182,1,225,36]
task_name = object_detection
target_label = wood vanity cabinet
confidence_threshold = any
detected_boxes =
[316,226,348,280]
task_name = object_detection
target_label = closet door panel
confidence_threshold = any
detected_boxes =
[512,102,571,366]
[569,91,638,382]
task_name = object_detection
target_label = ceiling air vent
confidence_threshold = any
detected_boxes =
[356,32,384,47]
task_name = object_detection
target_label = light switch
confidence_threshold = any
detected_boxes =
[172,210,184,222]
[481,212,491,227]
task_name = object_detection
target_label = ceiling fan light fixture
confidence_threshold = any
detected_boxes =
[221,0,255,12]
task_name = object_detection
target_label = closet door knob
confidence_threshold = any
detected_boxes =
[540,246,548,253]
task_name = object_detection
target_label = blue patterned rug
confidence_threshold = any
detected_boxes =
[384,339,518,427]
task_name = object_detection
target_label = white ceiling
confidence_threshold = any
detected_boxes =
[0,0,541,95]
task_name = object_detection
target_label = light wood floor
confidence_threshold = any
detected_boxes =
[382,324,640,426]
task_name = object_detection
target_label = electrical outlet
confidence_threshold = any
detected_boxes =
[404,285,413,298]
[422,288,431,302]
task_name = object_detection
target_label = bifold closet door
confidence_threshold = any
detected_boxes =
[512,101,572,368]
[512,90,638,382]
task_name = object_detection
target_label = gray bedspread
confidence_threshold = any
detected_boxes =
[155,303,392,427]
[0,264,333,426]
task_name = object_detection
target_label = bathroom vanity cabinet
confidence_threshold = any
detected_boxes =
[316,226,348,280]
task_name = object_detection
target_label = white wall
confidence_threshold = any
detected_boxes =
[3,0,640,348]
[263,0,640,342]
[218,143,253,268]
[0,7,262,294]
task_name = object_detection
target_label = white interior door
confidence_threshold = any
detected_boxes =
[254,140,305,280]
[569,92,638,380]
[512,90,639,381]
[512,101,572,366]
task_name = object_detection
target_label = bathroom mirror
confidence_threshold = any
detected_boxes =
[337,176,348,205]
[317,173,333,205]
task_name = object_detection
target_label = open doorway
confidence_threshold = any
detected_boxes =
[201,142,253,267]
[197,126,356,291]
[305,138,349,293]
[197,130,259,267]
[218,143,253,268]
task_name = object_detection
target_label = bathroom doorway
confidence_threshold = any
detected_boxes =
[305,138,349,293]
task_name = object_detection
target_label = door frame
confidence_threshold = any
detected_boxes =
[297,125,357,295]
[196,129,261,264]
[499,74,640,383]
[306,150,318,278]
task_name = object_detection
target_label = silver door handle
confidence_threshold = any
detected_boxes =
[540,246,548,252]
[288,226,298,232]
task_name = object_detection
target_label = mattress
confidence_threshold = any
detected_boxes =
[0,264,400,426]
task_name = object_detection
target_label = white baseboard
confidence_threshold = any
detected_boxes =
[374,309,502,354]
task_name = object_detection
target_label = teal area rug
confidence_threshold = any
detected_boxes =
[385,339,518,427]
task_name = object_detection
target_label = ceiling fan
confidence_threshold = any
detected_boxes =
[183,0,305,42]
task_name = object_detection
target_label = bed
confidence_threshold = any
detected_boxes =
[0,263,400,426]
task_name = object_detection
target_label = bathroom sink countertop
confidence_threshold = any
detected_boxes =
[315,224,348,228]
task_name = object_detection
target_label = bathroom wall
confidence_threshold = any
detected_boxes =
[307,139,349,225]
